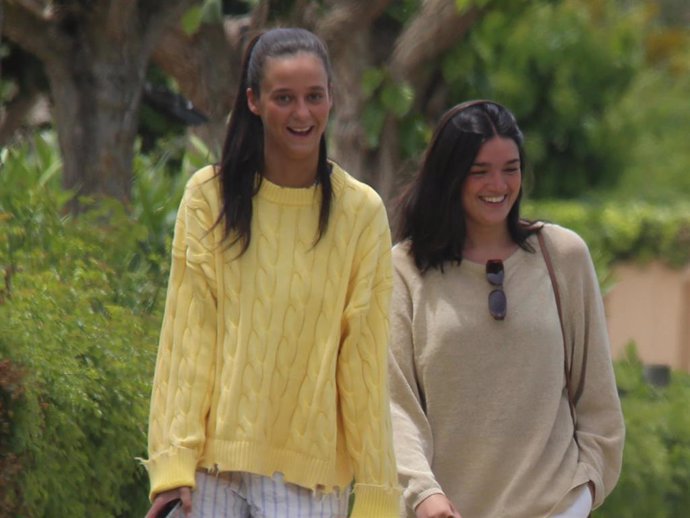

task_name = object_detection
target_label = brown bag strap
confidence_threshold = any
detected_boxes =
[536,229,580,442]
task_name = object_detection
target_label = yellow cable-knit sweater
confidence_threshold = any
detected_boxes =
[144,163,400,517]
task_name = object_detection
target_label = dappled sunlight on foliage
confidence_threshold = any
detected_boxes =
[0,131,192,516]
[441,0,646,197]
[524,198,690,294]
[596,344,690,517]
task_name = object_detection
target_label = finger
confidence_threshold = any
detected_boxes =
[145,499,165,518]
[180,487,193,516]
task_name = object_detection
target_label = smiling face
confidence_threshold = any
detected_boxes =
[247,52,332,171]
[461,136,522,233]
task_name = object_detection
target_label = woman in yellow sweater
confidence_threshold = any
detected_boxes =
[388,100,624,518]
[144,28,399,518]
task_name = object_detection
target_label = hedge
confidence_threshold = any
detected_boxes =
[1,131,689,516]
[0,133,166,516]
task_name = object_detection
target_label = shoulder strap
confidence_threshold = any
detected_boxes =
[536,229,580,442]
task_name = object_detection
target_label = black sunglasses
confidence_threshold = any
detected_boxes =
[486,259,506,320]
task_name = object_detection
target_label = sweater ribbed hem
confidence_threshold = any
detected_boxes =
[350,483,401,518]
[200,439,352,493]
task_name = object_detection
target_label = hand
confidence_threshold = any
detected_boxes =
[415,493,462,518]
[145,487,192,518]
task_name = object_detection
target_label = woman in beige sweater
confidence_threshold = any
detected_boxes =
[388,100,624,518]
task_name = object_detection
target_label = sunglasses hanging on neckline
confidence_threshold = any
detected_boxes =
[486,259,506,320]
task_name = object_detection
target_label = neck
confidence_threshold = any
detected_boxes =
[463,223,517,263]
[262,153,319,188]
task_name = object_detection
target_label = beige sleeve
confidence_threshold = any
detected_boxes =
[553,228,625,508]
[388,261,445,514]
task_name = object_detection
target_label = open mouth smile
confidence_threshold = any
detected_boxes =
[480,195,507,204]
[287,126,315,136]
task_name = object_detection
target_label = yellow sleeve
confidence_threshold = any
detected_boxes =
[337,202,401,518]
[144,178,218,500]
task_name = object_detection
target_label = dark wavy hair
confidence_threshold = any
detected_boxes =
[215,27,334,254]
[396,100,537,272]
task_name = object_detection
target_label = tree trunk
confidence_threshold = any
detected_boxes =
[44,47,146,202]
[327,29,371,183]
[152,19,249,159]
[2,0,197,203]
[316,0,393,187]
[0,89,39,146]
[373,1,484,207]
[2,0,482,207]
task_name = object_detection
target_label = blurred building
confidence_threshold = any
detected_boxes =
[605,261,690,373]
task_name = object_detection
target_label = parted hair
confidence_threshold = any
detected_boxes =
[216,27,334,254]
[396,100,537,272]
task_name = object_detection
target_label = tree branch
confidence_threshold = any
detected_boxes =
[137,0,200,54]
[316,0,392,57]
[152,16,247,153]
[7,0,45,19]
[390,0,482,81]
[2,1,70,61]
[0,89,40,146]
[104,0,136,40]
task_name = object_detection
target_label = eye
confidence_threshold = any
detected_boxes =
[307,92,325,103]
[504,167,520,174]
[469,169,487,176]
[275,94,292,105]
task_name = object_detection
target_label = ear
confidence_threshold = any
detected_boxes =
[247,88,260,115]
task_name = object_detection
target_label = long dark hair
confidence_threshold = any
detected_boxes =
[216,27,334,254]
[396,100,536,272]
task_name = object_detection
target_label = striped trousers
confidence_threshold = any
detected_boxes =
[168,470,350,518]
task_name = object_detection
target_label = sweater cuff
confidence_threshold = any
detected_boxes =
[144,447,199,501]
[349,483,401,518]
[581,463,604,509]
[411,487,446,513]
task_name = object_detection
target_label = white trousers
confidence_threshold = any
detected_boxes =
[169,470,350,518]
[550,484,592,518]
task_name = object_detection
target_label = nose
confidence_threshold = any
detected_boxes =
[487,170,507,190]
[294,98,310,119]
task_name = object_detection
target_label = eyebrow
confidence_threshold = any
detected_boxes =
[271,85,327,94]
[471,158,520,167]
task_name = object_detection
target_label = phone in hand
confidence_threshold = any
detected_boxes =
[156,498,182,518]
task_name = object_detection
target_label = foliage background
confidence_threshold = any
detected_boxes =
[0,133,203,517]
[1,0,689,516]
[1,131,689,517]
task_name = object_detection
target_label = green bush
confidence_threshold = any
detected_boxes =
[524,199,690,292]
[597,344,690,518]
[0,267,158,517]
[0,132,183,517]
[2,130,689,516]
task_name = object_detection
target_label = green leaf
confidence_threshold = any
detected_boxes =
[181,5,203,35]
[362,103,386,148]
[362,68,385,98]
[455,0,472,12]
[380,82,414,118]
[201,0,223,24]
